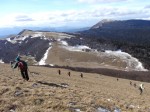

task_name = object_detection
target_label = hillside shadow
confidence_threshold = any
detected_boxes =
[36,81,68,89]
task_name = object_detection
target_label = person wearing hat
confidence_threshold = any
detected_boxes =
[13,56,29,81]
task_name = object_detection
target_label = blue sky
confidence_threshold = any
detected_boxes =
[0,0,150,28]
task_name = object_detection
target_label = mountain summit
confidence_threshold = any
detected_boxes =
[91,19,115,29]
[91,19,150,29]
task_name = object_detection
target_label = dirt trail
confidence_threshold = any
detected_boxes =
[0,64,150,112]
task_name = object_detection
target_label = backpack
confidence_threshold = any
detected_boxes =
[18,61,27,71]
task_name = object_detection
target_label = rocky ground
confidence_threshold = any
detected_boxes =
[0,64,150,112]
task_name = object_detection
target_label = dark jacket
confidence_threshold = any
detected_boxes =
[13,60,28,71]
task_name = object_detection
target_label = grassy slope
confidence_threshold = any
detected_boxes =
[46,42,127,71]
[0,64,150,112]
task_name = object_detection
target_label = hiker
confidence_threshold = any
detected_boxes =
[130,81,132,85]
[117,78,119,81]
[139,83,144,95]
[134,83,136,88]
[12,56,29,81]
[80,73,83,78]
[68,71,71,77]
[58,69,61,75]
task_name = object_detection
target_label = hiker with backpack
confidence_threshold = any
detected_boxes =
[139,83,144,95]
[12,56,29,81]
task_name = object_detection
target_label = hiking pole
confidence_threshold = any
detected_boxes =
[28,68,37,82]
[10,61,15,77]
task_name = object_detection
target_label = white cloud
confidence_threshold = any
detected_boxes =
[78,0,127,3]
[145,5,150,9]
[15,15,34,21]
[0,10,94,27]
[0,5,150,28]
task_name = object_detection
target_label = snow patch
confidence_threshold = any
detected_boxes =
[0,59,4,64]
[31,32,43,38]
[57,39,61,41]
[19,36,28,41]
[63,45,91,52]
[6,35,29,44]
[6,38,11,42]
[25,40,28,43]
[49,64,54,66]
[18,41,23,44]
[38,47,52,65]
[105,50,147,71]
[6,38,17,44]
[43,38,48,40]
[61,40,68,46]
[13,35,28,41]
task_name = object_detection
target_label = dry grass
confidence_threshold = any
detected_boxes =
[0,64,150,112]
[46,42,136,71]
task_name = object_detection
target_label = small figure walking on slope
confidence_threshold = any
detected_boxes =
[130,81,132,85]
[58,69,61,75]
[134,83,136,88]
[80,73,83,78]
[139,83,144,95]
[68,71,71,77]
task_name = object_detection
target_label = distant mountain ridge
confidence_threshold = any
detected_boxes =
[91,19,150,29]
[91,19,116,29]
[80,19,150,45]
[0,26,89,38]
[0,19,150,70]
